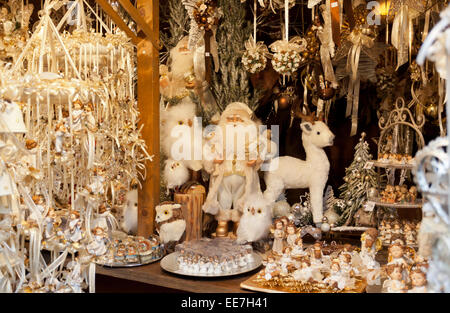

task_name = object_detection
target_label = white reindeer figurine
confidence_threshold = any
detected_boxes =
[264,110,335,226]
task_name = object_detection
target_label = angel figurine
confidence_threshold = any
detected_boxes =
[280,247,294,275]
[65,211,83,243]
[310,242,325,270]
[291,237,306,258]
[292,258,322,283]
[382,264,407,293]
[387,241,410,283]
[71,100,84,133]
[272,218,285,255]
[87,227,108,256]
[93,203,118,231]
[408,267,428,293]
[263,254,280,280]
[83,103,98,132]
[404,222,416,246]
[44,208,61,239]
[54,122,69,156]
[285,222,298,248]
[359,228,381,285]
[323,260,347,290]
[87,167,105,196]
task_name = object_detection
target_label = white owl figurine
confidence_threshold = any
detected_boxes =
[236,194,273,244]
[163,159,190,191]
[155,202,186,244]
[121,188,138,235]
[160,98,202,172]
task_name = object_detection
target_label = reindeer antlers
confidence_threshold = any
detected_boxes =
[292,101,324,124]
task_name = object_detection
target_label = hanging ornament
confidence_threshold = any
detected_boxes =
[183,0,223,81]
[320,216,330,232]
[425,101,439,120]
[338,3,378,136]
[269,0,305,79]
[242,1,269,75]
[270,39,304,76]
[318,77,335,100]
[368,187,379,198]
[242,38,269,74]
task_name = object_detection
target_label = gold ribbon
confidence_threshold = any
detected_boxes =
[346,30,374,136]
[391,4,411,70]
[244,36,270,57]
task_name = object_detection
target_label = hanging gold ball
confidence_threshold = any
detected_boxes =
[365,175,371,181]
[425,103,438,120]
[278,96,290,109]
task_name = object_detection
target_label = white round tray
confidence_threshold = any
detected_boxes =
[160,252,262,278]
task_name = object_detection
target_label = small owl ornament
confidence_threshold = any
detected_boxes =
[236,194,273,244]
[155,202,186,249]
[163,158,190,192]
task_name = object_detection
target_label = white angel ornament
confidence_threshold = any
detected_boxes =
[71,100,84,133]
[382,264,407,293]
[263,255,279,280]
[292,259,322,282]
[65,211,83,243]
[86,227,108,256]
[87,167,105,196]
[54,122,69,156]
[323,261,347,290]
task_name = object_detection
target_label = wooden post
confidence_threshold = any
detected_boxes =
[136,0,159,237]
[174,184,206,242]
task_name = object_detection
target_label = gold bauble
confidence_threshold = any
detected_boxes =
[278,96,290,109]
[425,103,438,120]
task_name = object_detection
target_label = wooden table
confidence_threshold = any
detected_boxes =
[96,261,258,293]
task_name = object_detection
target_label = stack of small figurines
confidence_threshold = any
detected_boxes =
[174,238,255,275]
[381,238,429,293]
[256,240,364,292]
[96,234,163,266]
[253,219,367,292]
[378,152,415,165]
[379,216,420,247]
[379,185,418,204]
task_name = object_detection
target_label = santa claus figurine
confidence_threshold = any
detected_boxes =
[202,102,264,237]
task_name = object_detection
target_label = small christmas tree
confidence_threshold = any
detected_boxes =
[337,132,378,226]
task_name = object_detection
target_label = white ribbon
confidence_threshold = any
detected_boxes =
[88,260,95,293]
[391,5,411,70]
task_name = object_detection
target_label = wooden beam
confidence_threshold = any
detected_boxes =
[117,0,160,50]
[95,0,140,45]
[136,0,159,237]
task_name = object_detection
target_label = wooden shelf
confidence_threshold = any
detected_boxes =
[96,260,258,293]
[373,161,414,169]
[368,198,423,209]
